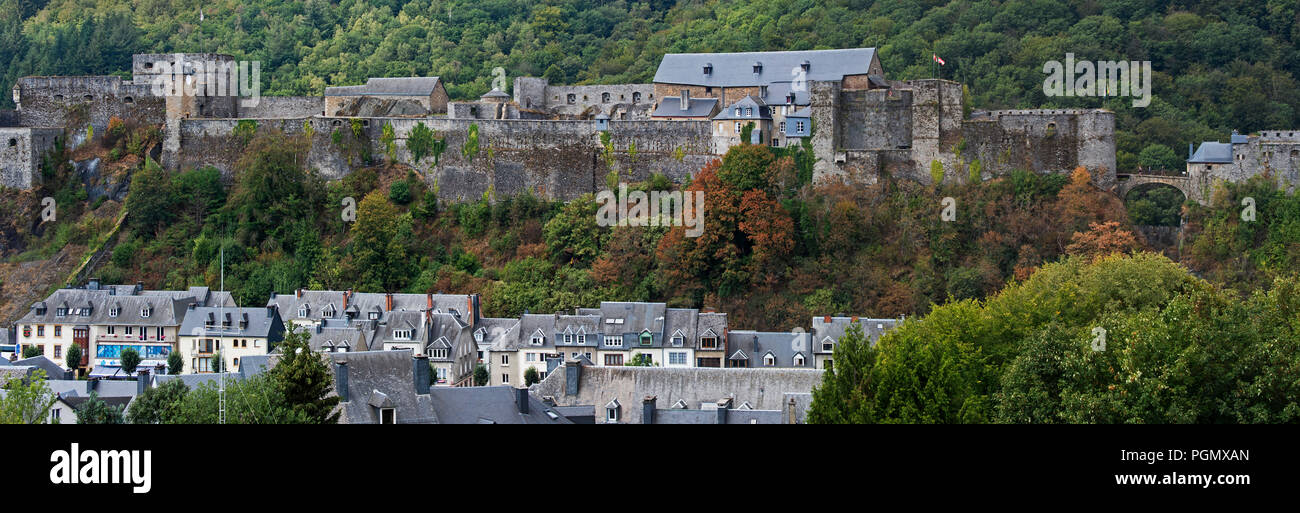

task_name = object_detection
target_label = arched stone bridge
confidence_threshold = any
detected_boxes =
[1115,173,1197,204]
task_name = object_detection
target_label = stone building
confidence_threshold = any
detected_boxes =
[323,77,448,117]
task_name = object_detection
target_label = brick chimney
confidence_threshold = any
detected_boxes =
[642,395,657,424]
[386,293,393,312]
[343,291,350,310]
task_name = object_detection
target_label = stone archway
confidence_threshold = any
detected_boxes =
[1116,173,1196,205]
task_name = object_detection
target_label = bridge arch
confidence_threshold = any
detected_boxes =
[1116,173,1196,205]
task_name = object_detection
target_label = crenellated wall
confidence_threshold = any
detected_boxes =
[175,117,716,201]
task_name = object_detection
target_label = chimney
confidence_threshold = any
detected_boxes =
[315,323,322,334]
[386,293,393,312]
[335,360,349,401]
[680,90,690,111]
[564,360,581,396]
[134,282,143,295]
[716,397,732,424]
[788,397,798,424]
[824,315,831,323]
[427,293,433,311]
[642,395,657,424]
[88,377,99,392]
[1188,143,1194,160]
[413,355,430,395]
[342,291,350,310]
[295,288,302,298]
[851,316,858,323]
[516,387,530,414]
[136,370,149,395]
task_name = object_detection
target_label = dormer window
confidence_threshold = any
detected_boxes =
[822,338,835,352]
[369,311,380,320]
[474,329,485,343]
[745,107,753,116]
[604,335,623,347]
[794,353,806,366]
[393,329,413,340]
[763,353,775,366]
[639,330,652,346]
[703,63,712,75]
[753,62,763,74]
[323,305,335,317]
[801,60,810,72]
[299,305,309,318]
[141,307,152,318]
[605,399,621,423]
[56,308,67,317]
[109,307,119,317]
[431,348,448,359]
[531,332,544,345]
[734,107,741,116]
[379,408,395,424]
[564,333,572,344]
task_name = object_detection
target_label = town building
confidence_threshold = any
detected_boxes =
[176,306,285,374]
[810,315,902,370]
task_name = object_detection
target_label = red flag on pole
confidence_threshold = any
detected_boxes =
[933,54,946,66]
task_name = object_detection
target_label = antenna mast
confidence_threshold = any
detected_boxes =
[218,243,226,424]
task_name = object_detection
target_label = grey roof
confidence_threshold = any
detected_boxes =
[663,308,698,349]
[13,356,69,379]
[761,81,810,106]
[325,77,442,97]
[531,365,823,424]
[178,306,284,341]
[654,48,878,87]
[331,351,437,424]
[428,386,572,424]
[63,394,133,411]
[788,106,812,118]
[16,286,231,328]
[305,320,369,353]
[480,88,510,99]
[712,96,771,121]
[696,312,727,344]
[650,97,720,118]
[1231,130,1250,144]
[1188,142,1233,164]
[268,290,474,325]
[726,330,815,368]
[238,354,276,379]
[377,310,429,346]
[46,379,139,399]
[811,316,901,353]
[153,372,244,389]
[0,366,37,381]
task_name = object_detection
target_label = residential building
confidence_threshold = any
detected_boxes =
[650,91,720,121]
[711,95,773,152]
[810,315,902,370]
[531,361,823,424]
[725,330,816,369]
[176,306,285,374]
[428,386,571,424]
[652,48,885,107]
[330,351,438,424]
[13,281,232,375]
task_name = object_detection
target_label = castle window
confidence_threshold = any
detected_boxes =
[567,94,576,104]
[602,92,610,103]
[582,95,588,102]
[83,95,93,101]
[123,96,134,104]
[632,92,642,103]
[332,120,341,126]
[362,120,370,127]
[801,60,811,72]
[7,138,15,147]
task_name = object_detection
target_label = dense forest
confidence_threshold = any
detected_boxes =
[3,0,1300,172]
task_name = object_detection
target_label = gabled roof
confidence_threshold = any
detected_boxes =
[325,77,442,97]
[331,351,437,424]
[428,386,572,424]
[713,95,771,121]
[651,96,720,118]
[654,48,878,87]
[1188,141,1233,164]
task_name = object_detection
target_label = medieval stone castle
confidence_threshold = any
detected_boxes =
[4,47,1281,205]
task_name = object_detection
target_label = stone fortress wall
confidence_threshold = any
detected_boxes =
[3,52,1132,201]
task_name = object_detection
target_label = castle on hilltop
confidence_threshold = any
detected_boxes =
[2,49,1118,200]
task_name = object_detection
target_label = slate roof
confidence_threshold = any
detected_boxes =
[651,96,720,118]
[712,96,772,121]
[331,351,437,424]
[531,365,823,424]
[178,306,284,341]
[63,394,133,411]
[726,330,815,368]
[17,286,231,327]
[810,316,901,353]
[46,379,139,399]
[428,386,572,424]
[696,312,727,346]
[325,77,442,97]
[663,308,698,349]
[761,81,811,106]
[654,48,878,87]
[787,106,812,118]
[1230,130,1250,144]
[268,290,474,325]
[13,356,70,379]
[377,310,429,346]
[305,320,369,353]
[1188,142,1233,164]
[153,372,245,389]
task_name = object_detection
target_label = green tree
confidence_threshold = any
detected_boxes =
[64,343,82,375]
[389,180,411,205]
[625,354,655,366]
[127,379,189,424]
[212,350,223,373]
[267,326,340,423]
[126,157,174,233]
[75,391,124,424]
[524,367,540,386]
[462,123,480,162]
[473,364,489,386]
[120,347,140,377]
[22,346,40,358]
[380,122,397,163]
[1138,144,1179,171]
[0,369,56,424]
[543,193,606,265]
[807,323,876,424]
[167,351,183,375]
